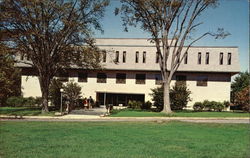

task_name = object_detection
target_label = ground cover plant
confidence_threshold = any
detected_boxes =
[0,121,249,158]
[111,109,250,117]
[0,107,55,116]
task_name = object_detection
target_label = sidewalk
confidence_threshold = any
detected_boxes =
[0,114,249,123]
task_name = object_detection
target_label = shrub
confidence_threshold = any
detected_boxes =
[223,101,230,108]
[141,101,152,110]
[6,96,25,107]
[234,86,250,112]
[49,79,63,109]
[23,97,36,106]
[203,100,212,111]
[193,102,204,112]
[128,100,142,109]
[213,102,225,112]
[170,83,191,110]
[150,86,163,110]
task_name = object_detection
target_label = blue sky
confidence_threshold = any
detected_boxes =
[94,0,249,72]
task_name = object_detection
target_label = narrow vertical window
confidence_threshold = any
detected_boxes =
[155,74,162,85]
[97,73,107,83]
[156,52,159,63]
[115,51,119,63]
[205,52,209,65]
[102,51,106,63]
[198,52,201,64]
[184,52,188,64]
[143,51,146,63]
[136,74,146,84]
[227,53,231,65]
[220,52,223,65]
[135,51,139,63]
[123,51,126,63]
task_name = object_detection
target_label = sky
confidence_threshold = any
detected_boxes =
[94,0,249,72]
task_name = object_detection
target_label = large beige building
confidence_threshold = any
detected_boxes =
[17,38,240,109]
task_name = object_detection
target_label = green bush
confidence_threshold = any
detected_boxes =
[6,96,39,107]
[49,79,63,109]
[150,86,163,110]
[193,102,204,112]
[128,100,142,109]
[170,83,191,110]
[213,102,225,112]
[141,101,152,110]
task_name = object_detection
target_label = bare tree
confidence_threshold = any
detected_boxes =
[0,0,109,112]
[116,0,229,113]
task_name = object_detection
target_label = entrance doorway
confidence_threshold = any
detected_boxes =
[96,92,145,106]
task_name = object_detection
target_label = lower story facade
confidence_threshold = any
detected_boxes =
[21,68,232,109]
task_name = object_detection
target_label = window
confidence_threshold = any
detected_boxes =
[102,51,106,63]
[176,75,187,85]
[135,51,139,63]
[219,52,223,65]
[227,53,231,65]
[143,51,146,63]
[155,74,162,85]
[97,73,107,83]
[198,52,201,64]
[123,51,126,63]
[78,72,88,82]
[184,52,188,64]
[156,52,159,63]
[116,73,126,84]
[115,51,119,63]
[136,74,146,84]
[197,76,208,87]
[205,52,209,65]
[58,72,69,82]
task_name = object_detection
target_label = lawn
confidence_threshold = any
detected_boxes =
[111,109,250,117]
[0,107,55,116]
[0,121,249,158]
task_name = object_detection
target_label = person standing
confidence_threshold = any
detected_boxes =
[83,97,88,110]
[88,96,94,109]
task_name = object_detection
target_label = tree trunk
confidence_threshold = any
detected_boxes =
[41,90,49,113]
[38,73,51,113]
[162,82,172,113]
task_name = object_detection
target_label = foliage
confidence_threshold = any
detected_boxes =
[141,101,152,110]
[193,102,204,112]
[63,81,82,111]
[49,79,63,109]
[231,72,250,102]
[128,100,143,110]
[234,86,250,112]
[0,107,55,116]
[116,0,229,113]
[170,83,191,110]
[150,86,164,110]
[6,96,41,107]
[0,42,21,106]
[0,0,109,112]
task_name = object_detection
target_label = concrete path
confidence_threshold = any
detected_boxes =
[0,115,249,124]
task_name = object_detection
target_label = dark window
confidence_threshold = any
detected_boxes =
[155,74,162,85]
[220,52,223,65]
[115,51,119,63]
[102,51,106,63]
[197,76,208,87]
[78,72,88,82]
[97,73,107,83]
[227,53,231,65]
[58,72,69,82]
[176,75,187,85]
[156,52,159,63]
[135,51,139,63]
[205,52,209,65]
[143,51,146,63]
[116,73,126,84]
[136,74,146,84]
[123,51,126,63]
[198,52,201,64]
[184,52,188,64]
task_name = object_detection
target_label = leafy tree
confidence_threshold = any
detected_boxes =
[0,0,109,112]
[231,71,250,102]
[49,79,63,109]
[63,81,82,112]
[116,0,229,113]
[150,86,164,110]
[234,86,250,112]
[0,42,21,106]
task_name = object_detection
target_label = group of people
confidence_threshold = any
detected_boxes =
[83,96,94,110]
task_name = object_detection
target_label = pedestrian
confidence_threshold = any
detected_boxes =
[88,96,94,109]
[83,97,88,110]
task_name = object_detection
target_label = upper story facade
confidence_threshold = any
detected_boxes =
[16,38,240,74]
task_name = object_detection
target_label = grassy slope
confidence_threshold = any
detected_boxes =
[0,121,249,158]
[0,107,55,116]
[111,109,250,117]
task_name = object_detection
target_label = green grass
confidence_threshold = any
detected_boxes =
[0,121,249,158]
[0,107,55,116]
[111,109,250,117]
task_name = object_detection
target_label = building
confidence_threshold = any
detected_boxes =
[17,38,240,109]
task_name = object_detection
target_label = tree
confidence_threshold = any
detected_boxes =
[234,86,250,112]
[231,71,250,102]
[0,42,21,106]
[116,0,229,113]
[49,78,63,109]
[0,0,109,112]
